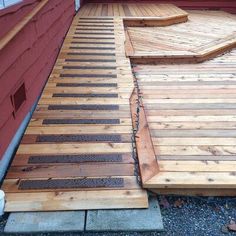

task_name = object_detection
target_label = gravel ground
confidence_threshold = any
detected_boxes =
[0,195,236,236]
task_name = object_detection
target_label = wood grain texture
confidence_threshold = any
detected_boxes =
[126,10,236,63]
[2,16,148,211]
[78,3,188,18]
[5,190,148,212]
[130,89,159,183]
[135,47,236,194]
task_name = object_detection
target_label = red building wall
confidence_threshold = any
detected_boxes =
[0,0,75,158]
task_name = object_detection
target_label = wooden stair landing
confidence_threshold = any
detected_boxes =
[78,3,188,27]
[78,3,188,18]
[2,17,148,212]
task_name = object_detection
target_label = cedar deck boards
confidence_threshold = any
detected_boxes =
[134,48,236,195]
[130,89,159,183]
[126,10,236,63]
[78,3,187,18]
[4,4,236,212]
[78,3,188,27]
[2,3,189,211]
[2,16,149,212]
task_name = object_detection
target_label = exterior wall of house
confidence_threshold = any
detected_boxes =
[0,0,75,158]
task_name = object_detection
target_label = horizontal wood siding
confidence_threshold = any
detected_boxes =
[0,0,75,158]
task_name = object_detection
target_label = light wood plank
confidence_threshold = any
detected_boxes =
[5,190,148,212]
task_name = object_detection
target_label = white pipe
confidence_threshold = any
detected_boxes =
[75,0,80,11]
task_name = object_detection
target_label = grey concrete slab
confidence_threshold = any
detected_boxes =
[86,196,163,231]
[4,211,85,233]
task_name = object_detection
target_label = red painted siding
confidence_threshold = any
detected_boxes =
[0,0,75,158]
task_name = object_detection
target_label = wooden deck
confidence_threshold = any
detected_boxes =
[1,3,191,212]
[2,16,149,212]
[133,48,236,196]
[3,3,236,212]
[126,10,236,63]
[78,3,187,18]
[78,3,188,27]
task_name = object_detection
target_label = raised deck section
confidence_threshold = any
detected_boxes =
[78,3,187,18]
[2,16,148,212]
[133,49,236,196]
[78,3,188,26]
[126,10,236,63]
